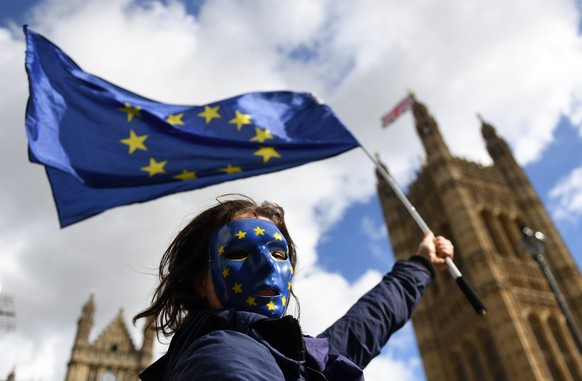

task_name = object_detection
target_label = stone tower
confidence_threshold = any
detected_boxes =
[376,97,582,380]
[64,294,154,381]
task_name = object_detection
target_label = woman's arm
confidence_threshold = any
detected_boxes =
[317,233,453,369]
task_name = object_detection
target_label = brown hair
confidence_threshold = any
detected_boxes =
[133,195,298,336]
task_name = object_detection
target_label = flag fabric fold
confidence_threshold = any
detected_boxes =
[381,95,414,127]
[24,26,360,227]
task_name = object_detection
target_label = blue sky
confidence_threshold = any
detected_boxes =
[526,117,582,261]
[1,1,581,381]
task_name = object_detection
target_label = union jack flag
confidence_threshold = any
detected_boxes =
[381,95,414,127]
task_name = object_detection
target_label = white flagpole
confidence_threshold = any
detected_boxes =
[361,146,487,316]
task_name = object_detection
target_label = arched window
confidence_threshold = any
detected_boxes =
[481,209,508,256]
[499,213,519,256]
[88,368,98,381]
[454,343,477,381]
[548,316,582,380]
[469,344,488,381]
[528,315,563,380]
[454,357,470,381]
[481,331,508,381]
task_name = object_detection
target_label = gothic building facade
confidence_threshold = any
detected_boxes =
[376,97,582,380]
[64,294,154,381]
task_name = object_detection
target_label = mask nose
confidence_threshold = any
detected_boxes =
[251,246,277,276]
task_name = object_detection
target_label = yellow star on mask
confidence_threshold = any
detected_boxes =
[250,128,274,143]
[219,164,243,174]
[118,103,142,122]
[229,111,252,131]
[273,232,283,241]
[167,113,185,126]
[235,230,247,239]
[198,105,221,124]
[290,266,294,275]
[120,130,148,154]
[254,147,281,163]
[282,296,287,306]
[141,158,167,177]
[267,301,276,311]
[173,170,197,181]
[222,267,230,278]
[254,226,265,235]
[246,296,257,306]
[232,283,243,294]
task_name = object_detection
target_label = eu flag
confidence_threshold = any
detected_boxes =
[24,27,360,227]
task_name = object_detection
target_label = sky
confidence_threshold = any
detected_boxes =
[0,0,581,380]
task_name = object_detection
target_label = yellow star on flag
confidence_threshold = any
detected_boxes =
[118,103,142,122]
[273,232,283,241]
[218,246,225,255]
[198,105,221,124]
[229,111,252,131]
[220,164,243,174]
[250,128,274,143]
[232,283,243,294]
[173,170,197,181]
[222,267,230,278]
[120,130,148,154]
[235,231,247,239]
[266,301,276,311]
[254,226,265,236]
[167,113,185,126]
[254,147,281,163]
[246,296,257,306]
[141,158,167,177]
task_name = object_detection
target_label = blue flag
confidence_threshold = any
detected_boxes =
[24,27,360,227]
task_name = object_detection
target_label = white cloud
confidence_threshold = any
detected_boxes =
[0,0,581,380]
[549,166,582,223]
[364,352,420,381]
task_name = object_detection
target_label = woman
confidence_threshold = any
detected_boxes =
[135,196,454,380]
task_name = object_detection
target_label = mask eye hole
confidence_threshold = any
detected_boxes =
[271,250,288,261]
[224,250,249,261]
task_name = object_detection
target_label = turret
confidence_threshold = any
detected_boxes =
[74,293,95,346]
[481,117,534,199]
[6,368,15,381]
[412,96,452,162]
[481,116,579,273]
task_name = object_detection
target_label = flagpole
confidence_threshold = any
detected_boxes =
[360,146,487,316]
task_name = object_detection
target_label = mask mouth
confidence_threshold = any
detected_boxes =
[256,288,280,297]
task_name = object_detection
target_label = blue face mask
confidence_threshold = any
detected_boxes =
[208,218,293,318]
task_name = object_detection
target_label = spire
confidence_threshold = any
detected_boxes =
[74,293,95,346]
[479,115,542,212]
[480,115,512,161]
[411,97,452,162]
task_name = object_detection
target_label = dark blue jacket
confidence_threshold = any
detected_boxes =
[140,258,434,381]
